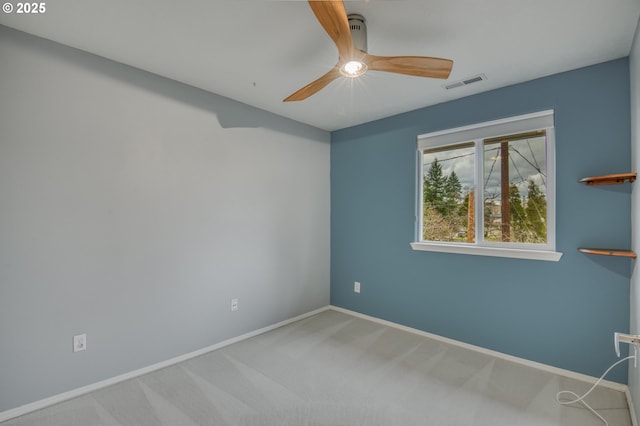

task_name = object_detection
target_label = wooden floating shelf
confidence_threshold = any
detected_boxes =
[578,172,636,186]
[578,248,637,259]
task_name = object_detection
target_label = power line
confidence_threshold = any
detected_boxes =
[484,147,500,188]
[422,152,474,167]
[527,139,542,170]
[510,147,546,185]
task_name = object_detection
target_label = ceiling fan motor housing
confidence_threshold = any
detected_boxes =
[348,14,367,52]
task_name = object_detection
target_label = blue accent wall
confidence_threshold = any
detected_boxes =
[331,58,632,383]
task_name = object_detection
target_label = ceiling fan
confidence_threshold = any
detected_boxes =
[283,0,454,102]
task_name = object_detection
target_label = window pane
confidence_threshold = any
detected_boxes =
[483,133,547,244]
[422,144,475,243]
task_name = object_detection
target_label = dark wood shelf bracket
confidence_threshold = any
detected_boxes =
[578,172,636,186]
[578,248,637,259]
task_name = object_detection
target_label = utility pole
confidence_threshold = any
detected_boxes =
[500,141,510,242]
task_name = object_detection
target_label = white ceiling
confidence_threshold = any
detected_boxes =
[1,0,639,131]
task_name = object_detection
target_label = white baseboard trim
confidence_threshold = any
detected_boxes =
[627,389,639,426]
[2,304,633,423]
[330,305,630,394]
[0,305,331,423]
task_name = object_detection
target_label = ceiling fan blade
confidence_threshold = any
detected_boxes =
[283,67,342,102]
[365,54,453,79]
[308,0,353,59]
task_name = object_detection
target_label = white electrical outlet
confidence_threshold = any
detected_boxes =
[354,281,361,293]
[73,334,87,352]
[231,298,238,312]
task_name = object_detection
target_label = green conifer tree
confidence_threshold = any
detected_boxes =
[509,184,527,242]
[423,158,447,215]
[525,180,547,242]
[444,171,462,216]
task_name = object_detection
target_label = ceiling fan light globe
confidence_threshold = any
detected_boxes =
[340,60,367,77]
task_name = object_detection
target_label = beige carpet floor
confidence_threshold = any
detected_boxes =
[2,309,632,425]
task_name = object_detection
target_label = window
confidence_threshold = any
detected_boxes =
[411,110,562,261]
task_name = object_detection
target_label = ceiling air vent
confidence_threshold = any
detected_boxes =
[444,73,487,90]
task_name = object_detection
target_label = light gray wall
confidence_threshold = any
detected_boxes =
[630,16,640,419]
[0,25,330,412]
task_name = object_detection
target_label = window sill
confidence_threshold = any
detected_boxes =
[410,242,563,262]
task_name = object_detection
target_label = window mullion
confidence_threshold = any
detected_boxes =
[474,139,485,246]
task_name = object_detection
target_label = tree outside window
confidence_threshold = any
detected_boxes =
[422,133,548,246]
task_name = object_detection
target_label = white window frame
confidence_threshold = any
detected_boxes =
[410,110,562,261]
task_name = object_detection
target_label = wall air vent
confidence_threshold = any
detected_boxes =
[444,73,487,90]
